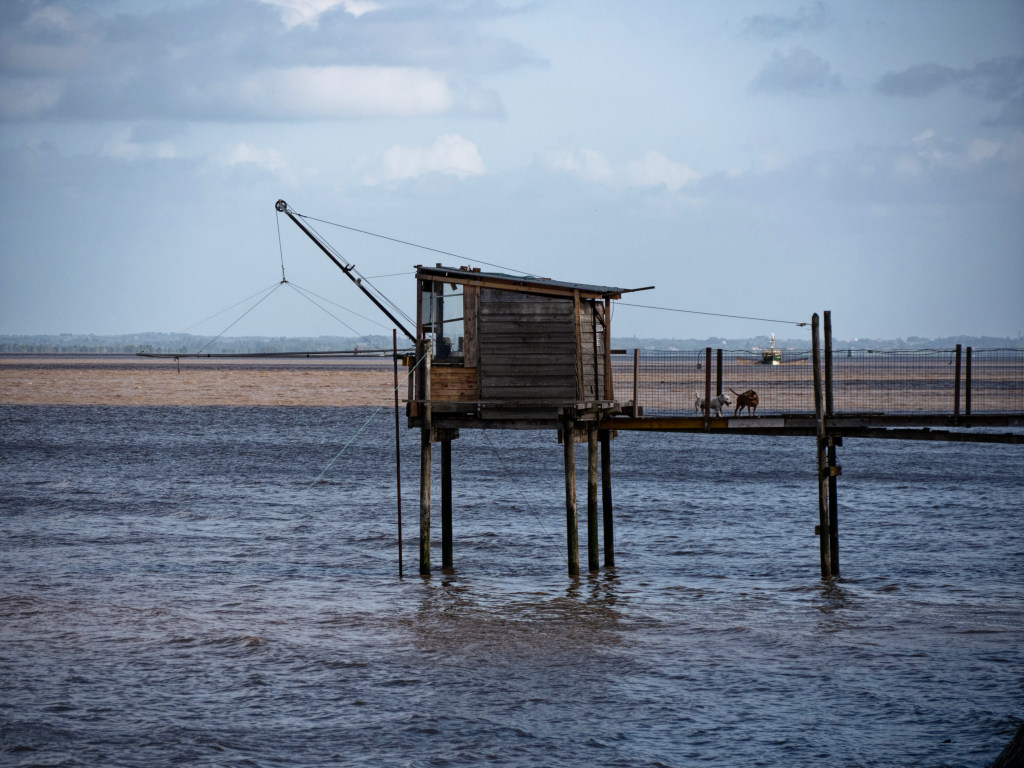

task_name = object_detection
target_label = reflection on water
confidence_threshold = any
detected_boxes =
[1,405,1021,767]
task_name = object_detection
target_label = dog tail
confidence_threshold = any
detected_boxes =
[729,388,740,396]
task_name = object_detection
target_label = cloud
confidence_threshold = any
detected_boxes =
[545,148,700,192]
[0,0,522,122]
[875,63,957,98]
[257,0,382,29]
[750,48,843,94]
[223,142,287,171]
[544,148,614,183]
[987,96,1024,128]
[876,56,1024,100]
[742,2,830,39]
[894,130,1009,177]
[102,127,179,161]
[623,152,701,192]
[229,65,454,118]
[0,76,64,119]
[374,134,485,182]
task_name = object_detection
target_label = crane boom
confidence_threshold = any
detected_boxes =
[275,199,416,344]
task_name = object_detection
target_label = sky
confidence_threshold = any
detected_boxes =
[1,0,1022,345]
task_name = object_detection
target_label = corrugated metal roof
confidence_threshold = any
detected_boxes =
[417,265,648,299]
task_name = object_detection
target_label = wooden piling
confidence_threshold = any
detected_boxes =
[954,343,962,425]
[632,348,640,418]
[419,428,431,576]
[827,436,840,576]
[824,311,840,577]
[441,435,453,571]
[562,415,579,577]
[600,429,614,568]
[419,340,432,576]
[965,346,973,416]
[587,423,599,572]
[715,348,723,396]
[703,347,712,429]
[812,313,832,579]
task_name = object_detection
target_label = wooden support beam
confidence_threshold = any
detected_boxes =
[587,423,599,572]
[704,347,712,430]
[600,429,615,567]
[965,346,973,416]
[419,428,431,576]
[441,436,453,571]
[827,435,840,576]
[812,313,832,579]
[715,348,723,396]
[562,416,580,577]
[632,348,640,418]
[825,311,839,577]
[954,343,962,426]
[603,298,614,401]
[420,338,432,577]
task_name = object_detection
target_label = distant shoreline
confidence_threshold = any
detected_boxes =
[3,333,1021,356]
[0,355,399,407]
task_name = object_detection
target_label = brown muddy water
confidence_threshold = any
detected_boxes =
[1,357,1022,766]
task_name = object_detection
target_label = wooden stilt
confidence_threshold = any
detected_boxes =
[824,311,840,577]
[420,340,432,576]
[441,435,453,571]
[965,347,973,416]
[600,429,614,567]
[812,313,832,579]
[562,416,579,577]
[715,348,723,396]
[954,343,962,426]
[703,347,712,430]
[827,436,840,576]
[419,428,431,576]
[587,423,599,572]
[632,348,640,417]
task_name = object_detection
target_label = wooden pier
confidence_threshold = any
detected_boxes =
[404,265,1023,580]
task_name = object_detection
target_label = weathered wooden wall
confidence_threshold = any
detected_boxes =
[478,289,577,416]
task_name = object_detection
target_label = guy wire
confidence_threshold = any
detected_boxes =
[297,212,532,277]
[211,348,423,590]
[618,301,808,327]
[480,430,567,566]
[307,351,426,488]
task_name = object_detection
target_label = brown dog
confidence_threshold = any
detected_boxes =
[729,388,758,417]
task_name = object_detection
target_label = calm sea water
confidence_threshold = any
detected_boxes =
[1,404,1021,767]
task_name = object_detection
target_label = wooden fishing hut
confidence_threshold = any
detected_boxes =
[407,264,651,576]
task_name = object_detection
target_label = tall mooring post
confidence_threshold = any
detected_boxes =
[824,310,840,577]
[812,313,833,579]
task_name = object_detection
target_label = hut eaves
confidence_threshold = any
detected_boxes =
[416,265,644,301]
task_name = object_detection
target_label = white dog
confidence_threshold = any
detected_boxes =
[694,391,731,417]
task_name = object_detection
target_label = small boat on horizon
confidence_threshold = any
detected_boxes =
[761,333,782,365]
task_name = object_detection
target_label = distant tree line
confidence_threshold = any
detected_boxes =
[0,333,394,355]
[615,334,1022,352]
[1,332,1020,355]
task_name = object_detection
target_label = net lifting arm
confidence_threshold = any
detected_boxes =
[275,199,416,344]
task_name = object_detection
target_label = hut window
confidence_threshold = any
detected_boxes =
[421,280,465,362]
